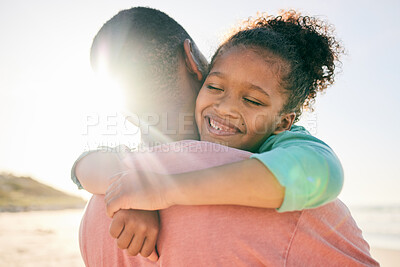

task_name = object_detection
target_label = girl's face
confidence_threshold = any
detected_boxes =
[195,47,291,152]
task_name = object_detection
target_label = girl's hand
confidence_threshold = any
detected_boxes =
[110,209,159,262]
[105,171,171,217]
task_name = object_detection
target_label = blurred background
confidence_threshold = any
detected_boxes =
[0,0,399,266]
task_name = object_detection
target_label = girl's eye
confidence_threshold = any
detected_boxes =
[244,98,263,106]
[207,85,223,91]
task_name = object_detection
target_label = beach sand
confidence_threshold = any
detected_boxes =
[0,209,398,266]
[0,209,85,267]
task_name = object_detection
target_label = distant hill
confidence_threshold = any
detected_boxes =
[0,173,86,212]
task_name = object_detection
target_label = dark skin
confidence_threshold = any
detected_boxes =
[75,149,160,261]
[110,209,159,260]
[83,39,205,262]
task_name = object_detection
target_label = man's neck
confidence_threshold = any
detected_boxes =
[133,110,199,147]
[140,125,199,147]
[140,127,173,147]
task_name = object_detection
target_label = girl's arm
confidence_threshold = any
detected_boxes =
[72,147,130,194]
[105,126,343,215]
[104,158,284,216]
[73,148,160,262]
[168,158,285,208]
[170,126,343,211]
[169,141,343,211]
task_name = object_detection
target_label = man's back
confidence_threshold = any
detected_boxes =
[158,199,375,266]
[80,141,378,266]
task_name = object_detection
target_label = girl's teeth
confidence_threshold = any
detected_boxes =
[210,119,221,130]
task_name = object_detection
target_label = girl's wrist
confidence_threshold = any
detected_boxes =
[163,173,188,208]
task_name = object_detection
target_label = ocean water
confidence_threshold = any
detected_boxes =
[349,205,400,250]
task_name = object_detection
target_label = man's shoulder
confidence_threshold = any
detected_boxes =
[287,199,377,265]
[296,199,356,235]
[258,125,329,152]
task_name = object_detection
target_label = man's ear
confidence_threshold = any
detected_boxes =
[183,39,207,82]
[273,112,296,135]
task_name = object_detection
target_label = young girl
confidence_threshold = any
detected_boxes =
[74,10,344,258]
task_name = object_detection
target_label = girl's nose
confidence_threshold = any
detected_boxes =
[214,95,239,119]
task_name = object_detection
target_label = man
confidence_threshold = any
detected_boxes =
[76,6,207,265]
[89,6,207,146]
[75,7,378,266]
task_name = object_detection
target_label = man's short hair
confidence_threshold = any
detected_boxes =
[90,7,193,103]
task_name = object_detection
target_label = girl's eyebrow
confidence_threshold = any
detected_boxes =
[208,71,225,78]
[208,71,270,97]
[248,84,270,98]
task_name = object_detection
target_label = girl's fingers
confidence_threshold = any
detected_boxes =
[146,250,159,262]
[127,232,145,256]
[116,228,134,250]
[140,235,158,259]
[109,215,125,239]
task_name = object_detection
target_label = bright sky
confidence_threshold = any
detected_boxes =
[0,0,399,206]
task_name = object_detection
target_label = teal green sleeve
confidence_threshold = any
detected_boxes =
[250,125,343,212]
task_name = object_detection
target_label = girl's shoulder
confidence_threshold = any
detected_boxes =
[259,124,330,152]
[289,125,309,134]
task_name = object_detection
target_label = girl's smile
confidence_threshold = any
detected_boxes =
[205,114,243,136]
[195,47,292,152]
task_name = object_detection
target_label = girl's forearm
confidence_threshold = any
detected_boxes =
[167,158,285,209]
[75,152,124,194]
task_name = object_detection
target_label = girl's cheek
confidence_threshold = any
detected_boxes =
[196,87,208,102]
[195,90,206,110]
[250,114,276,136]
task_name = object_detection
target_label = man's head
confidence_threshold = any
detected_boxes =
[90,7,208,143]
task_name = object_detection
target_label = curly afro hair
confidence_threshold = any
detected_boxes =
[211,10,344,122]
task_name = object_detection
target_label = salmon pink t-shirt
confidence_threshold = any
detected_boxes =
[79,141,378,266]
